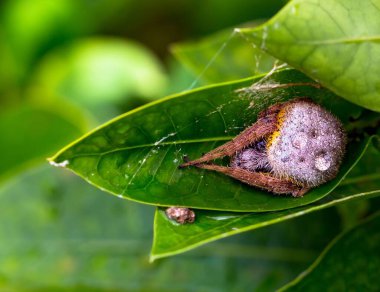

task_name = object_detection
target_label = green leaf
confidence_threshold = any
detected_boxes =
[280,212,380,291]
[50,69,365,212]
[172,24,277,85]
[335,142,380,229]
[0,102,86,184]
[238,0,380,111]
[150,139,380,260]
[151,186,380,262]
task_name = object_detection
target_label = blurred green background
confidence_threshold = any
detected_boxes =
[0,0,352,291]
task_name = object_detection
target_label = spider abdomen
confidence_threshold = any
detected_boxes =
[267,100,346,187]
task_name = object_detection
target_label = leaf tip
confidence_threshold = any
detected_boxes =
[47,158,70,168]
[149,254,159,263]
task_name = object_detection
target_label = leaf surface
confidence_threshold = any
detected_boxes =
[151,190,380,261]
[280,212,380,291]
[50,69,363,212]
[151,140,380,260]
[238,0,380,111]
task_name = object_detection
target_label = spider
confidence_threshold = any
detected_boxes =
[180,98,347,197]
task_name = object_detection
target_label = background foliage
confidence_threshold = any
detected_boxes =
[1,0,379,291]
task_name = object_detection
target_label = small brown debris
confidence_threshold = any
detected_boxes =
[165,207,195,224]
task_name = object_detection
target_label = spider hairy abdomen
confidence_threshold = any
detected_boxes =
[266,100,346,187]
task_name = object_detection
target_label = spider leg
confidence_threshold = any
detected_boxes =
[257,101,284,119]
[180,113,278,168]
[197,164,309,197]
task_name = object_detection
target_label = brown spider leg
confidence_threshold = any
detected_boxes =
[180,102,283,168]
[257,101,284,119]
[180,114,278,168]
[196,164,309,197]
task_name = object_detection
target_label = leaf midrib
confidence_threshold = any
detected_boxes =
[253,34,380,46]
[296,36,380,45]
[239,26,380,45]
[58,136,235,159]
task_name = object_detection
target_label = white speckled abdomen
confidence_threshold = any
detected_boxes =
[267,101,346,187]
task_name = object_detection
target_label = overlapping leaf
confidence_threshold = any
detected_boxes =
[238,0,380,111]
[50,69,364,212]
[152,188,380,260]
[172,24,277,85]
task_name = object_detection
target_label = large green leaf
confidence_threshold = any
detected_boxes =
[151,140,380,260]
[238,0,380,111]
[50,69,365,212]
[0,165,337,291]
[280,212,380,291]
[0,102,87,183]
